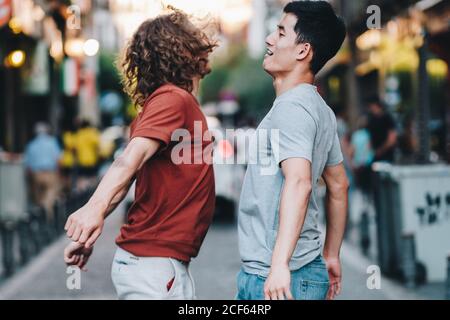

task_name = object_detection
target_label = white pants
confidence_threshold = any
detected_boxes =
[111,247,196,300]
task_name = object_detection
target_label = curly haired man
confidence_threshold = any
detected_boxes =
[63,8,217,300]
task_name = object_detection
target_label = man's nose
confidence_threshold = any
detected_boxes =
[265,32,275,47]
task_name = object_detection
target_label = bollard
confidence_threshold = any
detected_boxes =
[359,210,370,256]
[35,206,51,245]
[29,206,43,254]
[53,199,65,235]
[0,221,16,277]
[446,254,450,300]
[17,218,32,265]
[401,233,417,288]
[44,204,56,241]
[65,194,73,219]
[59,198,68,233]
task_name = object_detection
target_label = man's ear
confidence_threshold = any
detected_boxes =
[296,43,312,61]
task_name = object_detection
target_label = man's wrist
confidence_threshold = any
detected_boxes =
[323,251,340,260]
[271,257,289,268]
[87,198,108,218]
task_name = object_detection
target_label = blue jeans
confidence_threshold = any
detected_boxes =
[236,255,330,300]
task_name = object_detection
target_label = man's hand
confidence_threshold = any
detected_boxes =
[64,241,94,271]
[264,264,294,300]
[64,202,105,248]
[324,256,342,300]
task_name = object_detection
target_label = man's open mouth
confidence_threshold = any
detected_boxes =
[265,48,274,56]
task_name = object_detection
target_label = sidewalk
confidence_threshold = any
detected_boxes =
[0,202,433,300]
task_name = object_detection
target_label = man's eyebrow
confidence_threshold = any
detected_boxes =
[277,25,285,31]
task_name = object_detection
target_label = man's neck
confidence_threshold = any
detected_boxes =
[273,72,315,97]
[192,77,200,97]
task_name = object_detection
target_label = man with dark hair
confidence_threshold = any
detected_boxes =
[237,1,349,300]
[366,97,398,162]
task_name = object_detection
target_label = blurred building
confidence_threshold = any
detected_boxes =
[237,0,449,164]
[0,0,119,153]
[316,0,450,164]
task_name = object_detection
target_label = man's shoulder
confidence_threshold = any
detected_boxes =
[271,97,316,125]
[148,84,193,104]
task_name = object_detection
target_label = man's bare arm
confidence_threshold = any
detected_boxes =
[264,157,312,300]
[104,175,136,217]
[322,162,349,299]
[64,137,160,247]
[322,163,349,258]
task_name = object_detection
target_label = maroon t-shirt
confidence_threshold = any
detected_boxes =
[116,84,215,262]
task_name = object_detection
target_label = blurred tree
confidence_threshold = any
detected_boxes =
[98,53,129,126]
[200,64,229,103]
[98,53,123,96]
[200,46,275,121]
[226,54,275,120]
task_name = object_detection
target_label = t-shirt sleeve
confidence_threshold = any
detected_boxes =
[131,92,186,149]
[270,101,317,166]
[326,132,344,166]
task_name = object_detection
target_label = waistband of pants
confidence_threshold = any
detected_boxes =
[115,246,190,267]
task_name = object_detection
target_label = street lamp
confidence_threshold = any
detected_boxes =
[8,17,21,34]
[83,39,100,57]
[5,50,26,68]
[64,38,84,58]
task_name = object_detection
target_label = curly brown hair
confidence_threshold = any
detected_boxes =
[121,8,217,108]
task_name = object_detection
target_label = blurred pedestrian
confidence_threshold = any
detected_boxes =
[350,116,375,197]
[73,119,100,190]
[59,127,77,196]
[24,122,62,222]
[63,8,217,300]
[237,1,348,301]
[366,97,398,163]
[349,116,375,255]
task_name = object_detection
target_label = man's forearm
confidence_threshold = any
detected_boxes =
[323,189,348,258]
[87,155,142,217]
[104,177,135,217]
[271,180,312,266]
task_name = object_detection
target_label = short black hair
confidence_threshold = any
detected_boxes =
[284,1,346,74]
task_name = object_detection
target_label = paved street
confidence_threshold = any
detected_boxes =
[0,202,428,300]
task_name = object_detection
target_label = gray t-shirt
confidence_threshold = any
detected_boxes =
[238,83,343,277]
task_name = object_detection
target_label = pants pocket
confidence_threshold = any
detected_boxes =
[166,258,196,300]
[298,280,329,300]
[292,257,330,300]
[236,270,266,301]
[166,258,180,298]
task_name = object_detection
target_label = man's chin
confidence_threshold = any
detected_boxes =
[262,61,274,76]
[263,66,275,77]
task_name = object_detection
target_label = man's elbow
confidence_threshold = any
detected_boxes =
[286,177,313,195]
[329,177,350,196]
